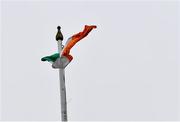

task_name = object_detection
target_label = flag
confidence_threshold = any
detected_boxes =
[41,25,96,69]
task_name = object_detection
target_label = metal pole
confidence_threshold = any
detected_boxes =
[56,26,68,122]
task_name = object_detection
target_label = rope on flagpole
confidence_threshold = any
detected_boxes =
[56,26,68,122]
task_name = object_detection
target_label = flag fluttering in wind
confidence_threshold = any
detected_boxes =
[41,25,97,69]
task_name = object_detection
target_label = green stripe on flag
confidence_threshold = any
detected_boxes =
[41,53,59,62]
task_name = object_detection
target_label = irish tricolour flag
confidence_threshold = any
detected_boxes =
[41,25,97,68]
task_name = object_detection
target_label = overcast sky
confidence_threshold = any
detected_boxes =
[1,0,180,121]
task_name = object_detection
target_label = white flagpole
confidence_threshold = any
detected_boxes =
[56,26,68,122]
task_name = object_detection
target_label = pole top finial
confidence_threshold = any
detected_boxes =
[57,26,61,30]
[56,26,63,41]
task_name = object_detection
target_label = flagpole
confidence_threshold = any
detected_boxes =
[56,26,68,122]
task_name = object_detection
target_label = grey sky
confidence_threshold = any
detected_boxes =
[1,0,179,121]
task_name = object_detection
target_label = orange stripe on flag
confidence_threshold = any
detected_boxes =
[62,25,97,58]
